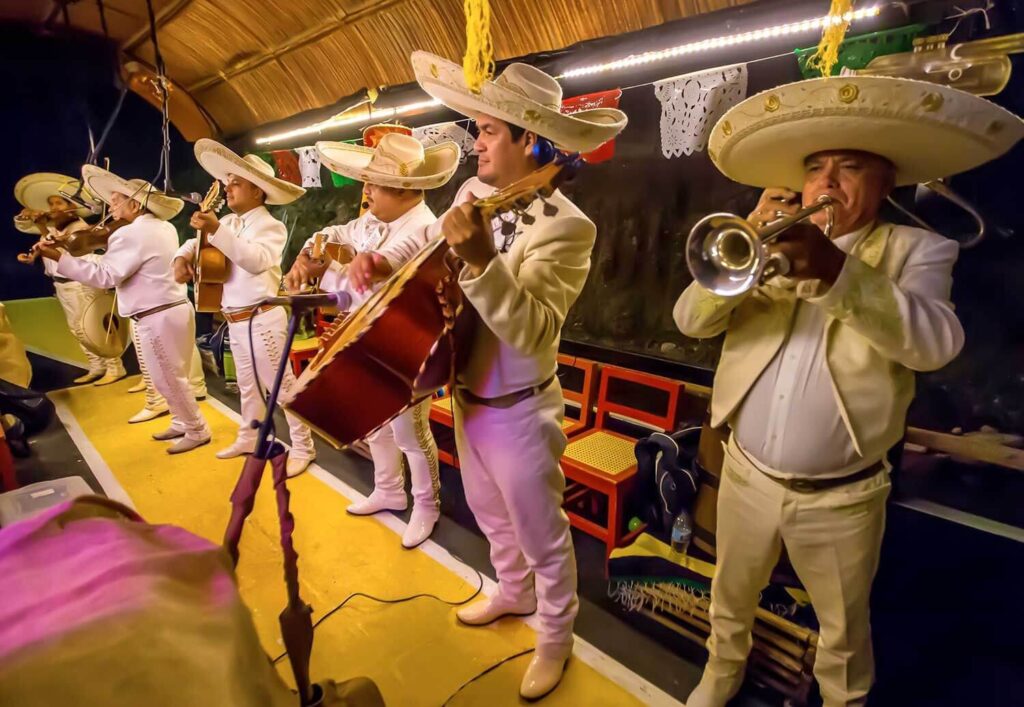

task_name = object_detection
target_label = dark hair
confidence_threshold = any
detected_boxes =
[507,123,528,143]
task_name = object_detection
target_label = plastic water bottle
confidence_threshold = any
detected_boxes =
[671,510,694,557]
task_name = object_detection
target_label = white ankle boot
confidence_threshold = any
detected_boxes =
[456,594,536,626]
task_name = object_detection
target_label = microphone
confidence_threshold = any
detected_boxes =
[261,291,352,310]
[163,190,205,205]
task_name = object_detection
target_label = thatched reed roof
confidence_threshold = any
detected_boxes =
[8,0,753,137]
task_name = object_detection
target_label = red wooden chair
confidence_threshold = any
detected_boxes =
[287,337,321,377]
[556,354,598,438]
[561,365,684,556]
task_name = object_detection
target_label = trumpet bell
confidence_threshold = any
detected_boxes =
[685,213,767,297]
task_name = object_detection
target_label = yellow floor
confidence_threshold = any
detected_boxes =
[51,378,649,706]
[3,296,89,366]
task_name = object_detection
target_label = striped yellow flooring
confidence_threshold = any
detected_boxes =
[51,378,653,706]
[3,296,89,367]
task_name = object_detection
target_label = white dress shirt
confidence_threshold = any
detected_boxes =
[56,214,186,317]
[303,201,436,307]
[175,205,285,309]
[731,222,954,478]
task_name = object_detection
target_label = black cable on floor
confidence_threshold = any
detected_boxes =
[440,648,535,706]
[270,565,485,665]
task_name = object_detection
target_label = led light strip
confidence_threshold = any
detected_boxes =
[257,5,882,146]
[558,5,882,79]
[256,98,443,146]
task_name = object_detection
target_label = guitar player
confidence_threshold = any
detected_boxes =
[172,139,316,478]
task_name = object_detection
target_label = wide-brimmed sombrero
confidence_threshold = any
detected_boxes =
[411,51,627,154]
[81,165,183,221]
[709,76,1024,190]
[14,172,98,218]
[316,132,459,190]
[194,139,306,205]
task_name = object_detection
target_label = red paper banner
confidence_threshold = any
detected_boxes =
[561,88,622,164]
[270,150,302,185]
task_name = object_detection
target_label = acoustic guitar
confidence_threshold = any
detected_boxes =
[283,154,581,448]
[193,181,228,312]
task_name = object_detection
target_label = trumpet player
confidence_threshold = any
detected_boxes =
[675,76,1020,707]
[13,173,126,385]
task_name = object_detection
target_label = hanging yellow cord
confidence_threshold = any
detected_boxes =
[806,0,854,77]
[463,0,495,93]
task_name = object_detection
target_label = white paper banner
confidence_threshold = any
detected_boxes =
[654,63,748,158]
[295,146,322,188]
[413,122,476,163]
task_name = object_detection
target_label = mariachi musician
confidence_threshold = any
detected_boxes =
[675,76,1022,707]
[33,167,211,454]
[284,128,460,549]
[174,140,316,478]
[346,54,627,700]
[14,172,126,385]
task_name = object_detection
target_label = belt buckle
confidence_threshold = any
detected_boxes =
[789,478,818,493]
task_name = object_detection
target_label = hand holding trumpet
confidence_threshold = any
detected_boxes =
[748,188,845,285]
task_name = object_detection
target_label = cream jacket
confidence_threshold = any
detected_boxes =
[674,222,965,458]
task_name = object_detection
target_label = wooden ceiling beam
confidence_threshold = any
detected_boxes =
[185,0,407,93]
[121,0,198,51]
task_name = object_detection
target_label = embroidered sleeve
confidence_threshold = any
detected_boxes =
[673,282,750,338]
[808,238,964,371]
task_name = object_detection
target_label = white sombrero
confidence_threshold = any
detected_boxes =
[81,165,184,221]
[14,172,99,218]
[194,139,306,205]
[709,76,1024,190]
[411,51,627,154]
[316,132,460,190]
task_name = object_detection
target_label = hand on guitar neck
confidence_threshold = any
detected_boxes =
[284,235,355,294]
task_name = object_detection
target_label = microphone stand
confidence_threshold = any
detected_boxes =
[221,298,323,707]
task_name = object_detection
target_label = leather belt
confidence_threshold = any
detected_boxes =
[456,375,556,410]
[51,276,73,284]
[758,459,885,493]
[222,303,276,324]
[130,299,188,322]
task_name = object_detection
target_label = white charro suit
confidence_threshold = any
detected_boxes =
[177,205,315,460]
[378,176,596,659]
[675,222,964,706]
[303,202,441,513]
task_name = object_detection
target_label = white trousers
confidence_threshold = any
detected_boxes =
[130,320,206,409]
[454,382,577,659]
[54,280,125,375]
[699,436,890,707]
[365,397,440,511]
[226,307,314,459]
[134,304,210,441]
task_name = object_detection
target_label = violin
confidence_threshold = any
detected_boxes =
[17,216,129,264]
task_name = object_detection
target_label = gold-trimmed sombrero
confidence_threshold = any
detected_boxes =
[81,165,183,221]
[411,51,627,154]
[316,132,459,190]
[194,139,306,205]
[709,76,1024,189]
[14,172,98,218]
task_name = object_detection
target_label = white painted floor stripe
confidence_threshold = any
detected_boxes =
[51,395,136,510]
